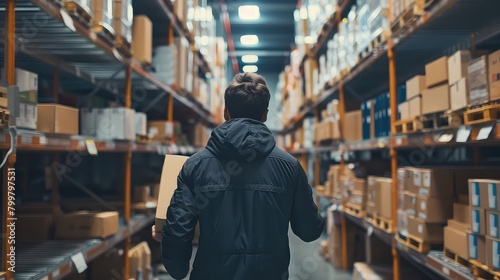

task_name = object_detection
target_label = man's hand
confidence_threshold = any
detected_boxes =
[152,225,162,242]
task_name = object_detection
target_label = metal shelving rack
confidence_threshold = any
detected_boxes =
[1,0,215,279]
[284,0,500,279]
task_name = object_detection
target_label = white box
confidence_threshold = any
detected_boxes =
[135,112,147,136]
[17,102,37,129]
[109,108,135,141]
[16,68,38,92]
[95,108,112,140]
[80,108,96,136]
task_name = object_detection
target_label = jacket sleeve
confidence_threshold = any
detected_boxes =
[290,160,325,242]
[161,164,198,280]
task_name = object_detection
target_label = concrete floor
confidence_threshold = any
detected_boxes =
[157,233,352,280]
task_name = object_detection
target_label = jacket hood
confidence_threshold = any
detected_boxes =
[206,118,276,162]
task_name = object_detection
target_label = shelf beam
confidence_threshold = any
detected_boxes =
[123,64,133,279]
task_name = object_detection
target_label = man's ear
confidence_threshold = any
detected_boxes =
[261,109,268,122]
[224,107,231,121]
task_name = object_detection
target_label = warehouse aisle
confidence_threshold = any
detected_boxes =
[158,233,352,280]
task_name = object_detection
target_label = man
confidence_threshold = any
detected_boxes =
[153,72,324,279]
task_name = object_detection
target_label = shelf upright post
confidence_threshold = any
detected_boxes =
[168,24,174,122]
[2,0,16,278]
[123,64,133,279]
[388,44,400,280]
[338,81,349,271]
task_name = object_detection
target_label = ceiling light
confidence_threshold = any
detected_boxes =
[241,55,258,63]
[243,65,258,73]
[239,5,260,20]
[240,35,259,45]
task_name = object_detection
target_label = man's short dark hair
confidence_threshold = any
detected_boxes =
[224,72,271,121]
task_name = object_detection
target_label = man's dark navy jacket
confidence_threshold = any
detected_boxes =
[161,118,325,280]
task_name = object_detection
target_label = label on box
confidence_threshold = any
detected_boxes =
[419,188,429,197]
[494,240,500,269]
[414,171,421,187]
[423,173,431,188]
[71,252,87,273]
[473,210,481,233]
[490,213,499,238]
[418,224,423,233]
[472,182,480,207]
[469,234,478,259]
[490,183,498,210]
[165,123,174,135]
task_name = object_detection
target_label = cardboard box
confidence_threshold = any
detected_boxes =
[80,108,96,136]
[349,178,366,192]
[367,201,376,216]
[488,50,500,83]
[417,196,453,223]
[448,50,471,85]
[132,15,152,64]
[468,55,489,89]
[454,203,471,225]
[469,179,491,209]
[155,155,189,233]
[399,101,410,119]
[490,80,500,102]
[109,108,135,140]
[488,210,500,239]
[408,216,445,243]
[416,168,454,198]
[343,110,362,142]
[135,112,147,136]
[397,169,406,191]
[444,226,469,260]
[148,121,175,143]
[37,104,79,135]
[426,56,448,87]
[406,75,427,99]
[408,95,422,118]
[347,191,367,208]
[468,234,486,264]
[487,180,500,210]
[398,210,409,237]
[448,219,470,232]
[471,208,486,235]
[17,102,37,129]
[486,237,500,270]
[404,192,417,217]
[1,68,38,103]
[450,78,469,111]
[377,178,392,219]
[398,191,405,212]
[470,85,489,106]
[55,211,119,239]
[134,185,150,203]
[17,214,54,241]
[91,248,124,280]
[421,84,450,115]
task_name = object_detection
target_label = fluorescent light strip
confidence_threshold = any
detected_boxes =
[239,5,260,20]
[241,55,258,63]
[240,35,259,45]
[243,65,258,73]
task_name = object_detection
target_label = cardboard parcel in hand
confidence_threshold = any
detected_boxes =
[155,155,189,233]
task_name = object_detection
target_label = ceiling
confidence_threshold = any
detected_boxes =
[209,0,297,74]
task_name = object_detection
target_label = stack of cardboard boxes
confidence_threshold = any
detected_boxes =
[344,110,363,142]
[399,75,425,120]
[397,167,454,245]
[467,179,500,269]
[366,177,392,224]
[422,57,450,115]
[0,68,39,129]
[314,100,341,143]
[489,50,500,102]
[129,242,153,280]
[443,197,471,264]
[449,50,472,111]
[468,55,490,106]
